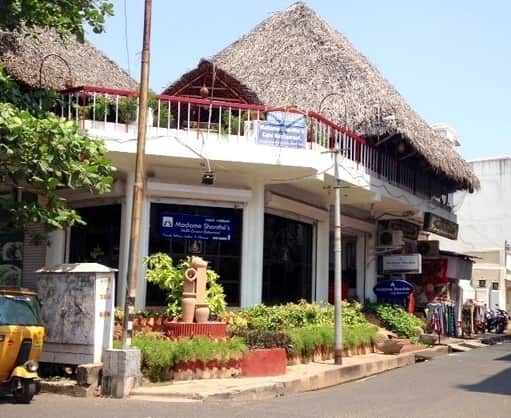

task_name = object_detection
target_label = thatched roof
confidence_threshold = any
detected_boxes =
[0,28,137,91]
[164,2,478,192]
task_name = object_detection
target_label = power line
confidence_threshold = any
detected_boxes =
[123,0,131,76]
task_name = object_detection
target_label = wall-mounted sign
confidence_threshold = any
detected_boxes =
[256,111,307,149]
[423,212,459,240]
[160,213,233,241]
[383,254,422,274]
[373,279,414,299]
[386,219,420,241]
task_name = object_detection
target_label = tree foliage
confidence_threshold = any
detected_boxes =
[0,1,114,41]
[0,2,116,231]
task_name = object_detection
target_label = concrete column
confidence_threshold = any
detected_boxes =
[117,173,134,308]
[240,178,265,307]
[315,217,330,302]
[364,232,377,302]
[356,233,365,301]
[45,229,66,267]
[135,193,150,310]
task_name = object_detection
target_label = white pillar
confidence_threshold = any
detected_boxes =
[315,217,330,302]
[240,179,265,307]
[364,232,377,302]
[117,173,134,308]
[135,193,150,310]
[45,230,66,267]
[356,233,365,301]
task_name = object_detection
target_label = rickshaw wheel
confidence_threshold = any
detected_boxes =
[14,381,36,404]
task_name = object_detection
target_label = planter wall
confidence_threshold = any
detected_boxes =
[241,348,287,377]
[287,343,375,365]
[171,358,241,380]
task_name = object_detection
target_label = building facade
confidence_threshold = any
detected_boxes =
[1,4,477,311]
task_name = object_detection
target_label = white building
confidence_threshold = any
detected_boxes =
[1,4,478,310]
[441,157,511,311]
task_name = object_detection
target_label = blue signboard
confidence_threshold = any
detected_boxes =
[256,111,307,149]
[160,213,233,241]
[373,279,414,300]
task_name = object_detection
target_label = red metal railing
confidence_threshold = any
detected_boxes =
[58,85,445,203]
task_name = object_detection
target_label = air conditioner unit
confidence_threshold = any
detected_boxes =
[417,240,440,257]
[377,230,404,248]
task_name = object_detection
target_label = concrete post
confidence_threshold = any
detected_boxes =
[102,348,142,398]
[315,217,330,302]
[117,172,135,308]
[240,178,265,307]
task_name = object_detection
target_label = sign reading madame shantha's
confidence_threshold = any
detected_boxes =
[160,213,233,241]
[256,111,307,149]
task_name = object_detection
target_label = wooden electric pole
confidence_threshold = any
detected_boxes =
[122,0,152,348]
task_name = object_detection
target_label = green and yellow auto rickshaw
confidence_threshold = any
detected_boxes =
[0,287,45,403]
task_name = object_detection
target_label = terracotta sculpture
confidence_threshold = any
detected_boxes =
[182,256,210,323]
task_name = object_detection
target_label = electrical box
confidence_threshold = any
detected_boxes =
[36,263,116,365]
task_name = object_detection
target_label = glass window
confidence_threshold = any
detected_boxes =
[478,279,486,288]
[148,203,242,306]
[262,214,313,305]
[492,282,499,290]
[0,294,41,326]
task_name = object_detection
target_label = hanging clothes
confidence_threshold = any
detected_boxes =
[425,302,459,337]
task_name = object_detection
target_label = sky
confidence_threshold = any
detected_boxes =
[87,0,511,161]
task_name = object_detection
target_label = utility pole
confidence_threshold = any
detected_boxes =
[122,0,152,349]
[333,149,343,365]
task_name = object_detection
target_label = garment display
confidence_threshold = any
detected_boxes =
[425,302,459,337]
[461,300,486,336]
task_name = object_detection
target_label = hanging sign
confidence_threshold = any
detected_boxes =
[160,213,233,241]
[423,212,459,240]
[256,111,307,149]
[383,254,422,274]
[373,279,414,299]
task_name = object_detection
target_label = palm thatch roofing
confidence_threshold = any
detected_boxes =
[164,2,478,192]
[0,28,137,91]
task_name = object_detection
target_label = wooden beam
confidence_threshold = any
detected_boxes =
[375,134,394,147]
[400,150,417,161]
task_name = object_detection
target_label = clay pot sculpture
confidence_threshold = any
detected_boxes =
[195,305,210,323]
[182,267,198,323]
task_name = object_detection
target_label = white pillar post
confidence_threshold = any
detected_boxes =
[117,172,135,308]
[356,233,365,301]
[364,232,377,302]
[135,193,150,310]
[315,217,330,302]
[45,230,66,267]
[240,178,265,307]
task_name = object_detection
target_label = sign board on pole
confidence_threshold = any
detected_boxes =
[383,254,422,274]
[423,212,459,240]
[160,213,233,241]
[256,111,307,149]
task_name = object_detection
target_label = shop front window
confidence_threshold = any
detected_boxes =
[262,214,313,305]
[148,203,242,306]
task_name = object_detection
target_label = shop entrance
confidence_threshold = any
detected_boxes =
[148,203,242,306]
[69,204,122,301]
[262,214,313,304]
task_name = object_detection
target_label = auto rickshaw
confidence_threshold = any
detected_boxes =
[0,287,45,403]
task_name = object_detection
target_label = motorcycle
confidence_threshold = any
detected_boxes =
[486,307,509,334]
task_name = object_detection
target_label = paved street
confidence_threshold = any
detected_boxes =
[3,342,511,418]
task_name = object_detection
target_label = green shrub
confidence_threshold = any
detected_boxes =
[365,304,425,339]
[230,329,292,350]
[132,336,247,382]
[228,300,368,332]
[144,253,227,318]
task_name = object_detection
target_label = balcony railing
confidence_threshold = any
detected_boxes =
[58,85,449,206]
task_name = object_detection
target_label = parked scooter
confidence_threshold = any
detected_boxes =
[486,307,509,334]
